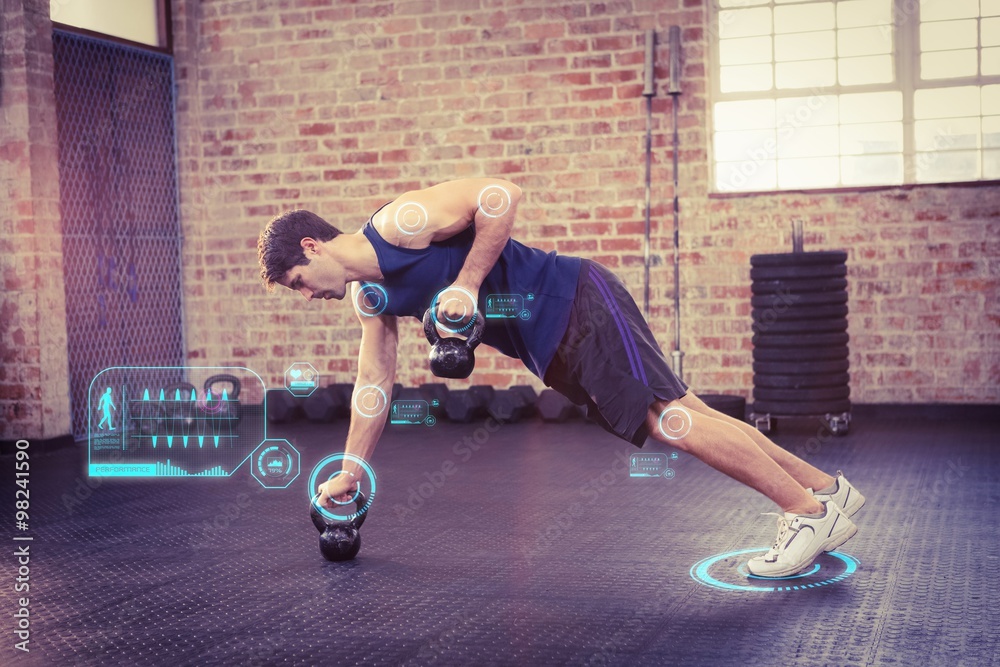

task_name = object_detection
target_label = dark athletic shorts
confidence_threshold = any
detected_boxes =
[543,259,689,447]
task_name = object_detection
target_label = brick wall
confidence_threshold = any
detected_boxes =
[171,0,999,404]
[0,0,71,440]
[3,0,994,441]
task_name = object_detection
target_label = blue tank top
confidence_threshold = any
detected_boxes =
[361,204,582,379]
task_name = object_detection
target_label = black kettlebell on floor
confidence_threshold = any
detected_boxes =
[309,490,367,562]
[423,308,486,379]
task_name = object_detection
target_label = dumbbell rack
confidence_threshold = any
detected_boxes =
[748,249,851,436]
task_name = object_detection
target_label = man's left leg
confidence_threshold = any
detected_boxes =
[645,398,858,577]
[676,393,836,494]
[676,392,867,519]
[644,398,823,515]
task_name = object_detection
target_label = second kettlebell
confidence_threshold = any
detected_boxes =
[423,308,486,379]
[309,490,367,562]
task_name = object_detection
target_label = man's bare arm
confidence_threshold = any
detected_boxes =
[316,282,397,504]
[371,177,522,249]
[371,178,523,327]
[453,180,521,294]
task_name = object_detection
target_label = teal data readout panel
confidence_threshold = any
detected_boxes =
[88,367,267,478]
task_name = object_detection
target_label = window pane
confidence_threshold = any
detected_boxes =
[774,3,835,33]
[839,55,894,85]
[714,130,778,161]
[984,85,1000,114]
[777,157,840,188]
[776,60,836,88]
[775,31,835,61]
[719,36,773,66]
[914,86,980,119]
[719,8,772,39]
[50,0,163,47]
[918,0,978,21]
[837,0,892,28]
[721,64,774,92]
[983,18,1000,47]
[840,122,904,154]
[776,95,840,127]
[920,19,978,52]
[983,117,1000,148]
[914,117,981,150]
[838,27,893,57]
[716,160,778,191]
[841,154,904,185]
[984,149,1000,178]
[840,91,903,123]
[915,149,980,181]
[984,48,1000,75]
[715,99,777,131]
[710,1,995,190]
[921,50,979,79]
[777,126,840,158]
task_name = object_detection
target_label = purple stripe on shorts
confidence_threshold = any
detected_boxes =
[588,266,647,385]
[589,267,649,386]
[589,269,649,385]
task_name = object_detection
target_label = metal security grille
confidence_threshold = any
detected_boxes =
[52,31,184,440]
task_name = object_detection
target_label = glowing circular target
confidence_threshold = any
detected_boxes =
[308,453,376,523]
[477,185,512,218]
[395,201,428,235]
[657,406,692,441]
[429,286,479,335]
[355,282,388,317]
[354,385,388,418]
[690,548,859,592]
[197,395,226,415]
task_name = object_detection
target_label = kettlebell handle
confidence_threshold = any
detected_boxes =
[422,308,440,346]
[204,373,241,400]
[311,489,368,530]
[422,308,486,348]
[352,490,367,529]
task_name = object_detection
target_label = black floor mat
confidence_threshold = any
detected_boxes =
[2,411,998,666]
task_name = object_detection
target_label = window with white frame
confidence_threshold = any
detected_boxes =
[50,0,169,50]
[710,0,1000,192]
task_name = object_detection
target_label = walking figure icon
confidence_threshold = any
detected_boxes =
[97,387,116,431]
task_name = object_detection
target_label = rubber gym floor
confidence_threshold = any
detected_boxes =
[2,405,997,666]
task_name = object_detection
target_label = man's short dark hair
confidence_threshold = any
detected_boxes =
[257,210,342,292]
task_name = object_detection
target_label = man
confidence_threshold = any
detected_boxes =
[256,177,864,577]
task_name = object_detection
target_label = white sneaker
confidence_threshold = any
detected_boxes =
[807,470,866,518]
[746,501,858,578]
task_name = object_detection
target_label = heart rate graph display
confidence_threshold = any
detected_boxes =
[88,367,266,478]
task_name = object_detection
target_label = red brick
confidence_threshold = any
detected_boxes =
[323,170,356,181]
[556,239,598,253]
[936,261,979,276]
[526,23,566,39]
[299,122,336,136]
[490,127,526,141]
[569,19,611,35]
[342,152,379,164]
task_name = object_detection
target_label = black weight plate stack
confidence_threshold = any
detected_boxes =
[750,250,850,419]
